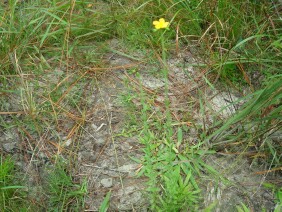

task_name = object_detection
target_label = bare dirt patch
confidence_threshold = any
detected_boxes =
[76,69,148,211]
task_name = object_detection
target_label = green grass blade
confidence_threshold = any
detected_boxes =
[99,191,111,212]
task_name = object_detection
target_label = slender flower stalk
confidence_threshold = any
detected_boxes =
[152,18,172,139]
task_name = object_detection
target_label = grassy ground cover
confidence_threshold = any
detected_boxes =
[0,0,281,211]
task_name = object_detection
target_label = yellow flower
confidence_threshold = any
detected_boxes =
[153,18,169,30]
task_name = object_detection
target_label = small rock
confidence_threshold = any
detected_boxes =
[120,142,132,151]
[110,56,132,66]
[2,142,16,152]
[117,186,136,196]
[117,186,144,210]
[140,76,165,89]
[104,170,120,177]
[95,138,105,145]
[125,137,139,144]
[15,161,25,169]
[91,124,98,130]
[210,92,240,118]
[80,151,97,161]
[100,178,113,188]
[118,164,138,173]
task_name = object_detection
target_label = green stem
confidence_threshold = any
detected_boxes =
[161,33,172,140]
[161,34,166,62]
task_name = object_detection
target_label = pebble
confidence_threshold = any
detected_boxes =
[101,178,113,188]
[117,187,144,210]
[118,164,138,173]
[140,76,165,89]
[2,142,17,152]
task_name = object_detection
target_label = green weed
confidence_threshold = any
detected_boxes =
[122,73,212,210]
[0,155,29,211]
[207,76,282,166]
[236,203,251,212]
[264,183,282,212]
[45,158,87,211]
[99,191,111,212]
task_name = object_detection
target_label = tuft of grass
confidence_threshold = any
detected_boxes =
[274,187,282,212]
[263,183,282,212]
[45,157,87,211]
[0,155,29,211]
[1,1,110,210]
[207,76,282,168]
[120,72,218,211]
[158,166,200,211]
[236,203,251,212]
[0,0,116,139]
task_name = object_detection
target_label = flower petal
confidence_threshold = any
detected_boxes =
[155,24,161,29]
[153,21,159,26]
[163,22,169,28]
